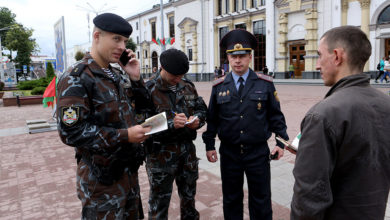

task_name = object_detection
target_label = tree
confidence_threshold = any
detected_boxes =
[0,7,16,50]
[5,24,39,68]
[75,51,85,61]
[126,38,137,51]
[46,62,55,79]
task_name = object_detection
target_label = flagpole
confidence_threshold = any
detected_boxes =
[160,0,166,52]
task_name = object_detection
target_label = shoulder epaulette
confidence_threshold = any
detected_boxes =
[70,63,87,77]
[182,77,195,87]
[212,77,225,86]
[256,73,273,82]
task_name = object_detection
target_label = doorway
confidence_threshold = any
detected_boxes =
[289,42,306,78]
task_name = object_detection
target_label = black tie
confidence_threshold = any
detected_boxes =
[238,77,244,97]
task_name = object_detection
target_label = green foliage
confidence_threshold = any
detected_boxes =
[46,62,55,79]
[31,87,46,95]
[4,23,39,68]
[75,51,85,61]
[0,7,16,48]
[0,81,4,91]
[17,78,51,90]
[126,38,137,51]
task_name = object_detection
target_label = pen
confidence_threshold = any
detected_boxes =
[171,110,177,115]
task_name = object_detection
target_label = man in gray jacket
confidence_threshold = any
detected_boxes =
[289,26,390,219]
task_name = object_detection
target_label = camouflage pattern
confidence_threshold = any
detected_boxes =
[57,53,149,219]
[145,75,207,220]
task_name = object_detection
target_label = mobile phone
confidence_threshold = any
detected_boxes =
[120,50,131,66]
[270,151,279,160]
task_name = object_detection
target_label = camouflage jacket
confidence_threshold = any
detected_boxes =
[145,75,207,145]
[57,53,150,161]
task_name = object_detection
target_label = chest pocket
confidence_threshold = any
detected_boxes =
[216,95,231,104]
[249,93,268,111]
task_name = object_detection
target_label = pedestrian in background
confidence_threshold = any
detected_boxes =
[202,29,289,220]
[381,57,390,83]
[289,26,390,220]
[289,64,295,78]
[57,13,151,219]
[375,56,385,83]
[145,48,207,219]
[263,65,269,75]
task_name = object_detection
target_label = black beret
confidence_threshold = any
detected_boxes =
[220,29,258,55]
[93,13,132,38]
[160,49,189,75]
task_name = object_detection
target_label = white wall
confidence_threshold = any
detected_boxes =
[287,12,306,40]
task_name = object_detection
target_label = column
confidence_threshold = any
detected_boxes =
[214,24,220,68]
[277,13,288,72]
[359,0,370,71]
[192,31,198,73]
[341,0,348,25]
[304,8,318,72]
[229,0,234,13]
[181,30,185,52]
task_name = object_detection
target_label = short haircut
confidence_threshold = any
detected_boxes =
[321,26,371,71]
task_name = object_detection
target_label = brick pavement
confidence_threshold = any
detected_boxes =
[0,82,389,219]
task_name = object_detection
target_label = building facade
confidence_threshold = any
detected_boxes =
[213,0,390,78]
[126,0,215,78]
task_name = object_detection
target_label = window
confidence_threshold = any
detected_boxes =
[136,22,139,30]
[137,51,140,59]
[169,16,175,38]
[378,6,390,24]
[218,0,222,15]
[225,0,230,13]
[235,23,246,30]
[242,0,246,10]
[151,21,156,39]
[145,50,148,58]
[253,20,266,71]
[234,0,238,12]
[260,0,265,6]
[252,0,257,8]
[188,48,193,61]
[219,27,229,67]
[137,36,139,44]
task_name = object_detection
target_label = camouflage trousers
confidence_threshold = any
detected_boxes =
[146,142,199,220]
[76,160,141,220]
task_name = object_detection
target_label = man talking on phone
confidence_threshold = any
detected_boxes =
[57,13,151,219]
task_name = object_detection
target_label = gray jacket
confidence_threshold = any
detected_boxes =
[291,73,390,220]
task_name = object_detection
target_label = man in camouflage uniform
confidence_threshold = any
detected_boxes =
[145,49,207,219]
[57,13,151,219]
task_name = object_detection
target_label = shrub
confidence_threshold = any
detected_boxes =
[17,78,50,90]
[0,81,4,91]
[46,62,55,79]
[31,86,46,95]
[75,51,85,61]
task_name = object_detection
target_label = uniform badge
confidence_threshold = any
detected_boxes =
[61,106,80,126]
[227,90,230,96]
[257,102,262,110]
[274,91,280,102]
[219,92,222,96]
[222,91,226,96]
[234,43,243,50]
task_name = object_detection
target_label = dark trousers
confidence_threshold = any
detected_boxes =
[219,143,272,220]
[376,70,388,81]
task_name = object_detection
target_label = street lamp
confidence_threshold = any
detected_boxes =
[76,2,117,43]
[160,0,166,52]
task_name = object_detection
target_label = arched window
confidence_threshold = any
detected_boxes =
[378,5,390,24]
[152,51,158,72]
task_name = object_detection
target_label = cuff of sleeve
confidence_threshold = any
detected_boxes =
[204,139,216,151]
[118,129,129,143]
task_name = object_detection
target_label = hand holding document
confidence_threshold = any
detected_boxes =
[185,116,198,125]
[141,112,168,135]
[276,133,301,152]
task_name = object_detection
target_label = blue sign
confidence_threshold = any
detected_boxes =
[30,66,34,71]
[23,65,27,73]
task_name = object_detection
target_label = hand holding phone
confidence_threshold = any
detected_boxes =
[120,50,131,66]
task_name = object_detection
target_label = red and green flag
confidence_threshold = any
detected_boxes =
[168,37,175,45]
[156,38,161,45]
[152,38,158,45]
[161,38,165,45]
[42,76,57,108]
